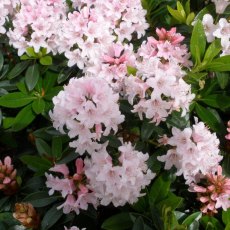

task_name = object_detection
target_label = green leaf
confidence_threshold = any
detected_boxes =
[132,217,144,230]
[216,72,229,89]
[25,63,40,91]
[200,94,230,110]
[26,47,37,57]
[177,1,186,18]
[185,0,190,15]
[190,20,206,64]
[12,104,36,131]
[52,136,63,159]
[32,98,45,114]
[41,204,63,230]
[202,39,221,65]
[206,55,230,72]
[101,213,133,230]
[20,155,52,173]
[141,122,156,141]
[40,56,53,66]
[222,208,230,225]
[167,5,184,23]
[44,86,62,100]
[0,51,4,72]
[182,212,201,226]
[23,191,59,207]
[166,111,190,129]
[35,138,52,156]
[0,92,35,108]
[127,66,137,76]
[43,71,58,93]
[200,216,224,230]
[186,12,195,25]
[149,173,171,205]
[7,61,30,79]
[2,117,15,129]
[195,103,224,133]
[157,192,184,211]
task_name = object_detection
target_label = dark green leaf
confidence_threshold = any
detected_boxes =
[12,104,36,131]
[52,136,63,159]
[141,122,156,141]
[182,212,201,226]
[44,86,62,100]
[190,20,206,64]
[43,71,58,93]
[132,217,144,230]
[40,56,53,66]
[222,208,230,225]
[101,213,133,230]
[0,92,35,108]
[23,191,59,207]
[149,173,171,205]
[200,94,230,110]
[41,204,63,230]
[20,155,52,173]
[166,111,190,129]
[7,61,30,79]
[0,51,4,72]
[195,103,224,133]
[32,98,45,114]
[35,138,52,156]
[25,63,40,91]
[216,72,229,89]
[200,216,224,230]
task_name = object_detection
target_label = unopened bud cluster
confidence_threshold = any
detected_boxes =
[13,203,40,229]
[0,156,19,195]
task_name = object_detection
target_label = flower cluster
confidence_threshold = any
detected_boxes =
[190,166,230,214]
[124,28,194,125]
[0,156,19,195]
[46,159,98,215]
[202,14,230,56]
[84,142,155,207]
[7,0,67,56]
[50,76,124,155]
[158,120,222,184]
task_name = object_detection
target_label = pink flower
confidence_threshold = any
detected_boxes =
[225,121,230,140]
[190,166,230,214]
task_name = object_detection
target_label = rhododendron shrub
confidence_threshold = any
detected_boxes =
[1,0,230,229]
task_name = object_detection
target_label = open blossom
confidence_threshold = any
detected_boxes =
[225,120,230,140]
[84,142,155,207]
[202,14,230,56]
[211,0,230,13]
[50,76,124,155]
[46,159,98,215]
[158,120,222,184]
[190,166,230,214]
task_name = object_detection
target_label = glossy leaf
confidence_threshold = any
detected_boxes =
[190,20,206,64]
[216,72,229,89]
[41,204,63,230]
[23,191,60,207]
[25,63,40,91]
[32,98,45,114]
[40,56,53,66]
[0,92,35,108]
[101,213,133,230]
[12,104,36,131]
[7,61,30,79]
